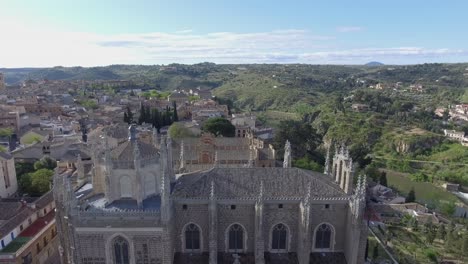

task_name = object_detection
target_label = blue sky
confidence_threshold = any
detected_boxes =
[1,0,467,67]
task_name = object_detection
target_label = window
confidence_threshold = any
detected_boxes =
[230,205,236,210]
[315,224,332,250]
[1,240,4,248]
[228,224,244,252]
[182,204,188,210]
[184,224,200,251]
[113,236,130,264]
[36,243,41,253]
[324,204,330,209]
[10,232,14,240]
[28,218,32,225]
[22,252,32,264]
[20,225,24,231]
[43,208,47,215]
[272,224,287,251]
[278,204,283,209]
[43,236,48,246]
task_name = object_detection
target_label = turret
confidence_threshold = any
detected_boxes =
[331,143,354,194]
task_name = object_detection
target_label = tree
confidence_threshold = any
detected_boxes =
[372,244,379,260]
[379,171,388,186]
[34,157,57,170]
[168,123,195,138]
[406,187,416,203]
[462,233,468,257]
[437,224,447,241]
[273,120,321,159]
[30,169,54,195]
[440,201,456,217]
[411,218,419,232]
[124,106,134,124]
[173,101,179,122]
[138,103,146,125]
[202,117,235,137]
[18,173,32,194]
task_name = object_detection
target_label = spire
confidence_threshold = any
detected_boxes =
[257,180,264,202]
[304,182,311,206]
[179,140,185,171]
[128,124,137,142]
[324,145,331,175]
[104,136,111,166]
[360,175,367,196]
[214,151,219,167]
[356,174,363,194]
[76,153,85,180]
[247,148,254,168]
[210,180,215,200]
[283,140,292,168]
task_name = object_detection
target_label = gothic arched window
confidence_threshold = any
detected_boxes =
[113,236,130,264]
[314,224,332,250]
[271,224,287,251]
[228,224,244,252]
[185,223,201,251]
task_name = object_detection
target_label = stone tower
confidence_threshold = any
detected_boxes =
[0,73,5,89]
[331,144,355,194]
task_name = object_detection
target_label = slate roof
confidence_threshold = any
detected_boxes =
[111,140,159,161]
[0,152,12,160]
[0,205,35,237]
[103,124,128,140]
[172,167,347,200]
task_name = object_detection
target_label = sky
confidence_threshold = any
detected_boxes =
[0,0,468,67]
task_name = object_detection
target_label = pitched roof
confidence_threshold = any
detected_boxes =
[172,167,347,200]
[111,140,158,161]
[0,152,12,160]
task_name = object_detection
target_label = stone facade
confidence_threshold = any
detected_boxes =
[54,132,367,264]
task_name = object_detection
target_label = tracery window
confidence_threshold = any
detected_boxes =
[113,236,130,264]
[314,224,332,250]
[185,224,200,250]
[228,224,244,252]
[271,224,287,251]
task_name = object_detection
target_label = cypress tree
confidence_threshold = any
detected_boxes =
[173,101,179,122]
[379,171,388,186]
[406,187,416,203]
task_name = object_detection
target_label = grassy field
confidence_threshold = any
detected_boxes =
[384,169,458,204]
[256,110,300,128]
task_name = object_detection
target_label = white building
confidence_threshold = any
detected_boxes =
[0,153,17,198]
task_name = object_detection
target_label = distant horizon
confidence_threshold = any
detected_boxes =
[3,61,468,70]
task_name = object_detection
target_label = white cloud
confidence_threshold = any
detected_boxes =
[336,26,363,33]
[0,20,465,67]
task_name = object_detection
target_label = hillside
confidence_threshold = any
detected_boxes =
[3,63,468,112]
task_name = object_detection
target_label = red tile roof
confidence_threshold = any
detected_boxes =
[19,211,55,238]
